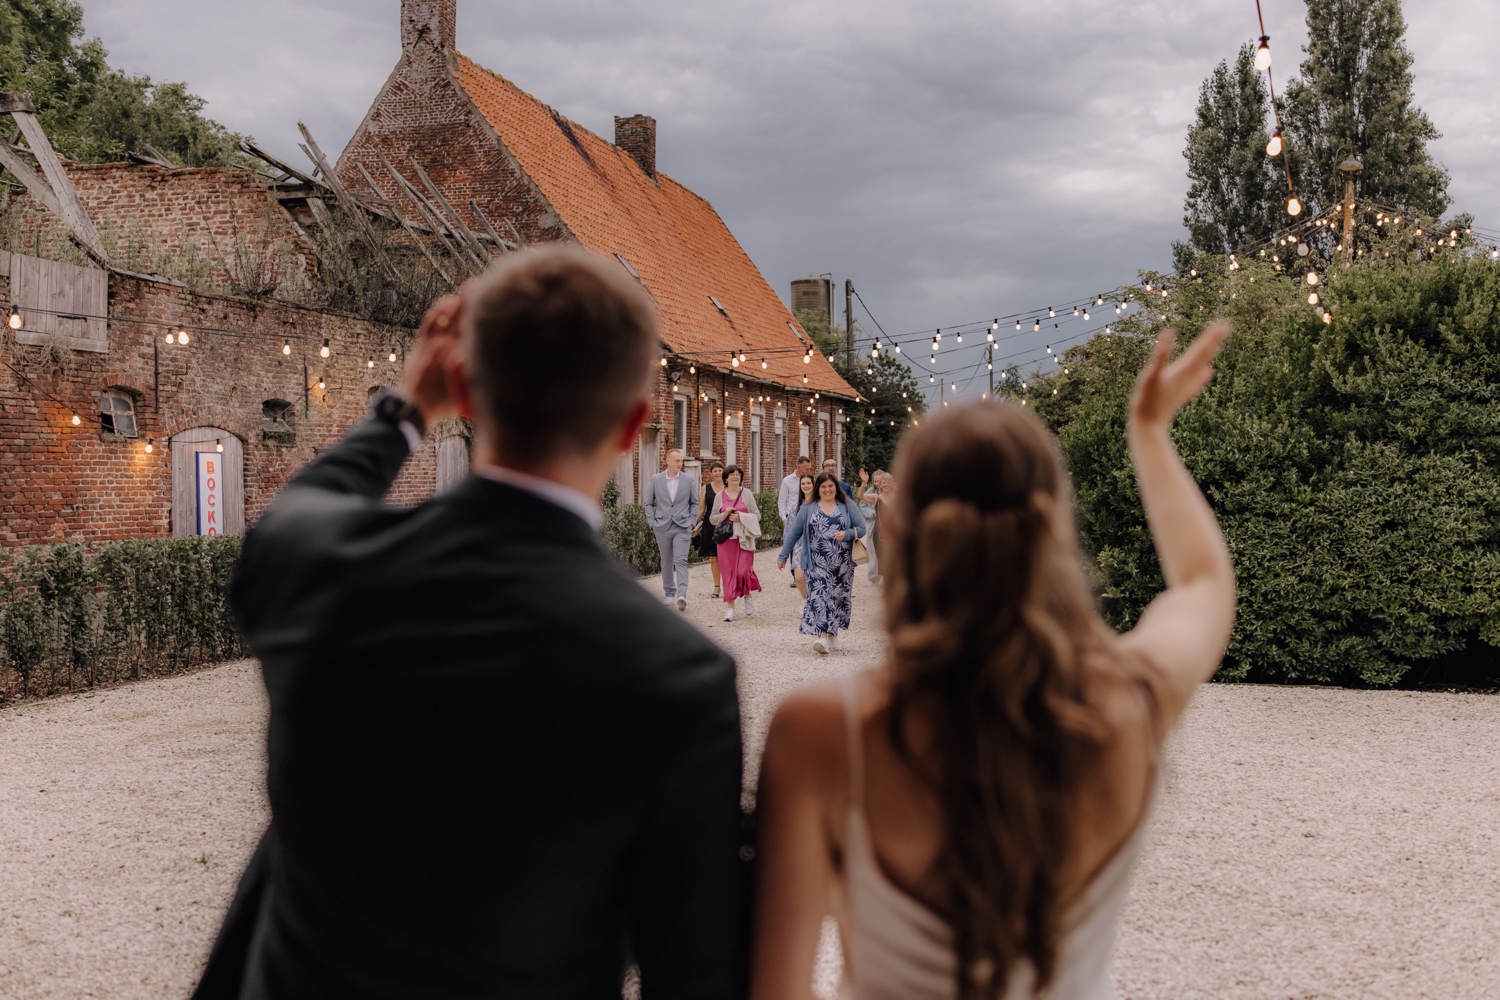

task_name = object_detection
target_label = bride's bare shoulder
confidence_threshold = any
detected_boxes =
[760,679,856,790]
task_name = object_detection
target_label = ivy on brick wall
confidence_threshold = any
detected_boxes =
[0,536,246,701]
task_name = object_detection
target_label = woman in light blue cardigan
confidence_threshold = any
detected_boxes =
[777,472,868,654]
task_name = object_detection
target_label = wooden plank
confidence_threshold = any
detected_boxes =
[296,123,396,279]
[0,141,68,233]
[468,200,513,254]
[357,164,454,286]
[380,156,467,266]
[0,92,36,114]
[12,110,105,259]
[241,139,319,187]
[411,160,489,265]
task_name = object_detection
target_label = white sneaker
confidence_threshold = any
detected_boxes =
[744,597,756,617]
[812,635,829,654]
[829,634,841,651]
[677,598,687,612]
[663,595,675,607]
[724,606,735,622]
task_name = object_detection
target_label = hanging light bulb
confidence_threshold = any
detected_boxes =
[6,305,20,330]
[282,339,292,356]
[317,375,326,389]
[368,357,376,368]
[1015,320,1021,330]
[178,330,190,346]
[144,438,155,453]
[802,352,811,364]
[739,351,747,363]
[894,342,902,353]
[1033,320,1040,331]
[1048,307,1055,318]
[660,356,668,367]
[1083,310,1091,321]
[1287,195,1303,217]
[1308,292,1319,305]
[1254,35,1272,70]
[165,331,175,344]
[761,358,768,369]
[216,441,224,453]
[1306,271,1319,286]
[803,374,808,383]
[71,413,81,426]
[1323,312,1333,325]
[956,331,962,343]
[689,365,696,374]
[1266,127,1283,157]
[320,338,331,358]
[731,355,740,368]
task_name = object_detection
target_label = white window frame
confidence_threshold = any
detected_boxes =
[750,415,762,492]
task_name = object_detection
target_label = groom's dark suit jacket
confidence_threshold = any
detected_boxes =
[194,418,745,999]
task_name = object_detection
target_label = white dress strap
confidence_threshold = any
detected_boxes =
[841,675,865,811]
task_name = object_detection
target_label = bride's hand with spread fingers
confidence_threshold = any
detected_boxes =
[1128,322,1229,434]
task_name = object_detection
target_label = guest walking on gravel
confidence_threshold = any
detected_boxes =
[779,455,813,588]
[645,448,699,610]
[789,472,816,600]
[711,464,763,621]
[750,325,1236,1000]
[777,471,867,654]
[858,469,895,584]
[698,460,725,598]
[193,248,746,1000]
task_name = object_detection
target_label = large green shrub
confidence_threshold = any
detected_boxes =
[0,536,246,701]
[1033,247,1500,686]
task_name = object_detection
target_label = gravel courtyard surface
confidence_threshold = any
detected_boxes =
[3,548,1499,998]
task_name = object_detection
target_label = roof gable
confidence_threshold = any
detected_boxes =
[451,53,854,399]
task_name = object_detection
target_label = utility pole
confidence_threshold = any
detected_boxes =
[844,279,854,370]
[987,344,994,399]
[1338,154,1363,267]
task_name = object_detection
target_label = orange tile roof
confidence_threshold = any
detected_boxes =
[453,53,856,400]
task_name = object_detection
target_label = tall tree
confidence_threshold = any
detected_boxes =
[1177,43,1281,268]
[0,0,248,166]
[1281,0,1448,220]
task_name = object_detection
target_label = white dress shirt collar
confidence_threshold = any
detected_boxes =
[473,462,603,530]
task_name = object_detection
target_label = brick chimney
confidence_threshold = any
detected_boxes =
[402,0,456,55]
[614,115,657,180]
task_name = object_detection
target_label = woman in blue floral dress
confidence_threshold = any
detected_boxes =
[778,472,868,654]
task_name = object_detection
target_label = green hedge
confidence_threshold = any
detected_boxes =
[1032,247,1500,687]
[0,536,246,701]
[599,480,784,575]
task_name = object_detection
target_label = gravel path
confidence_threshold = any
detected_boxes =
[3,549,1499,998]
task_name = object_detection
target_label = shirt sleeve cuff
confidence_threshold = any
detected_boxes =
[397,419,423,454]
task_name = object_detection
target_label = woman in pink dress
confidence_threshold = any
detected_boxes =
[709,465,762,621]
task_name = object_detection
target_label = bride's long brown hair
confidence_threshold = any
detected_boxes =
[882,402,1118,999]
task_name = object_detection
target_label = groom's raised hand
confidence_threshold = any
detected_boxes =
[402,293,465,427]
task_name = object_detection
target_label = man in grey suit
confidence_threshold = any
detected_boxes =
[645,447,700,610]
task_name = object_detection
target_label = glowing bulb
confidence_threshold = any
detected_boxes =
[1266,129,1282,157]
[802,353,810,364]
[894,343,901,353]
[689,365,696,374]
[320,338,331,358]
[216,442,224,453]
[731,356,740,368]
[761,358,768,369]
[317,376,326,389]
[6,305,20,330]
[1306,271,1319,286]
[1015,320,1021,330]
[1254,36,1272,71]
[1287,196,1303,217]
[389,349,398,363]
[178,330,189,346]
[1323,312,1333,325]
[661,357,668,367]
[1308,292,1319,305]
[71,413,81,425]
[956,332,962,343]
[282,339,291,355]
[145,439,154,454]
[987,331,994,342]
[739,351,747,363]
[1033,320,1040,331]
[165,332,175,344]
[368,358,376,368]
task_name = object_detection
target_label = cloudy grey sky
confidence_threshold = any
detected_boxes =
[75,0,1500,395]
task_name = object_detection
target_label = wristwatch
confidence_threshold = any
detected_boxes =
[369,387,426,451]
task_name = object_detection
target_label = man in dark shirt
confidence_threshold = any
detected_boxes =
[193,248,746,999]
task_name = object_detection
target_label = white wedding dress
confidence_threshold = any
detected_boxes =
[836,679,1158,1000]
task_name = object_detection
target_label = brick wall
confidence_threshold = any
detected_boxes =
[2,163,313,295]
[0,264,435,547]
[337,46,565,249]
